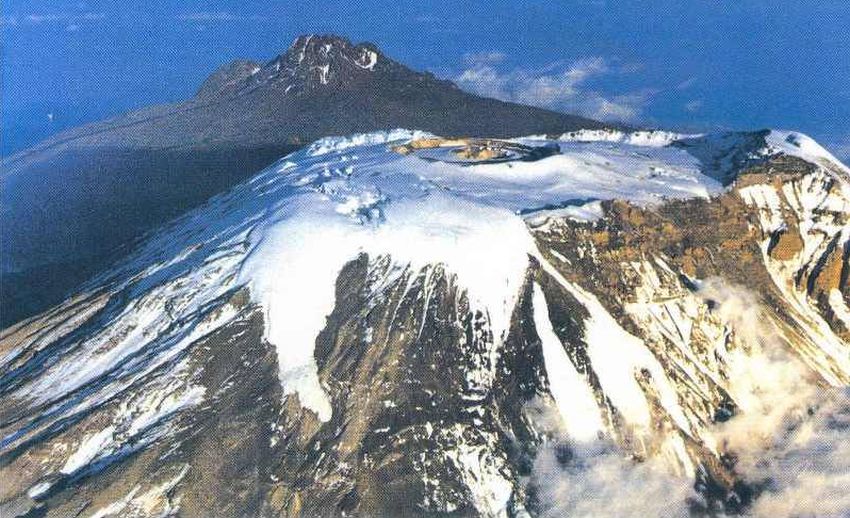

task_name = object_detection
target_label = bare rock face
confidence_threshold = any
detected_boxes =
[813,243,848,294]
[767,227,804,261]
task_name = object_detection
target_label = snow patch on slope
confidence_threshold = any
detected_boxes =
[766,130,850,172]
[440,424,514,517]
[736,170,850,384]
[534,253,692,444]
[532,283,604,442]
[61,379,204,475]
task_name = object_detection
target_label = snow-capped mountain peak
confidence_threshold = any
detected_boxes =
[3,128,849,517]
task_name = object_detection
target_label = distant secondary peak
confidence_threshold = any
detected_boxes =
[194,34,391,99]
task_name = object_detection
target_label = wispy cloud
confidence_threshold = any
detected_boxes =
[25,14,66,23]
[677,76,698,90]
[454,53,653,122]
[684,99,703,112]
[736,389,850,517]
[413,14,441,24]
[1,12,105,30]
[523,396,697,517]
[176,11,267,22]
[462,51,507,66]
[695,280,850,517]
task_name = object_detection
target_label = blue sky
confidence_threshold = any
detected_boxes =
[3,1,850,158]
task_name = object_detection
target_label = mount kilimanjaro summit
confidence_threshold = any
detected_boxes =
[3,34,850,518]
[1,34,607,327]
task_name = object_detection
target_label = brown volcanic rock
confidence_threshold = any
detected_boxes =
[768,227,805,261]
[812,242,847,294]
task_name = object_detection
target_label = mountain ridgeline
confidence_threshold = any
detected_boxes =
[1,34,611,327]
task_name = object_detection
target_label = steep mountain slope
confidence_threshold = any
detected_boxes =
[1,129,848,517]
[1,35,611,327]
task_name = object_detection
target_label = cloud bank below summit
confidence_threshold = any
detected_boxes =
[529,279,850,518]
[454,52,653,123]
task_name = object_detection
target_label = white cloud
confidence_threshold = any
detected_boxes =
[594,89,656,121]
[698,279,850,517]
[526,279,850,517]
[176,11,266,22]
[525,398,696,517]
[532,444,696,518]
[462,51,507,66]
[2,12,105,27]
[677,77,698,90]
[685,99,703,112]
[26,14,66,23]
[740,390,850,518]
[413,14,441,24]
[454,55,652,122]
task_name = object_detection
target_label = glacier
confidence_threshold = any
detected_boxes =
[10,127,746,427]
[2,127,849,517]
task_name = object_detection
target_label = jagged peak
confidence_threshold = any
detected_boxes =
[286,33,380,54]
[287,33,358,52]
[278,33,383,75]
[194,33,393,98]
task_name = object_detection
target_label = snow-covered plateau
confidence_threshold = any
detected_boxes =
[2,128,850,517]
